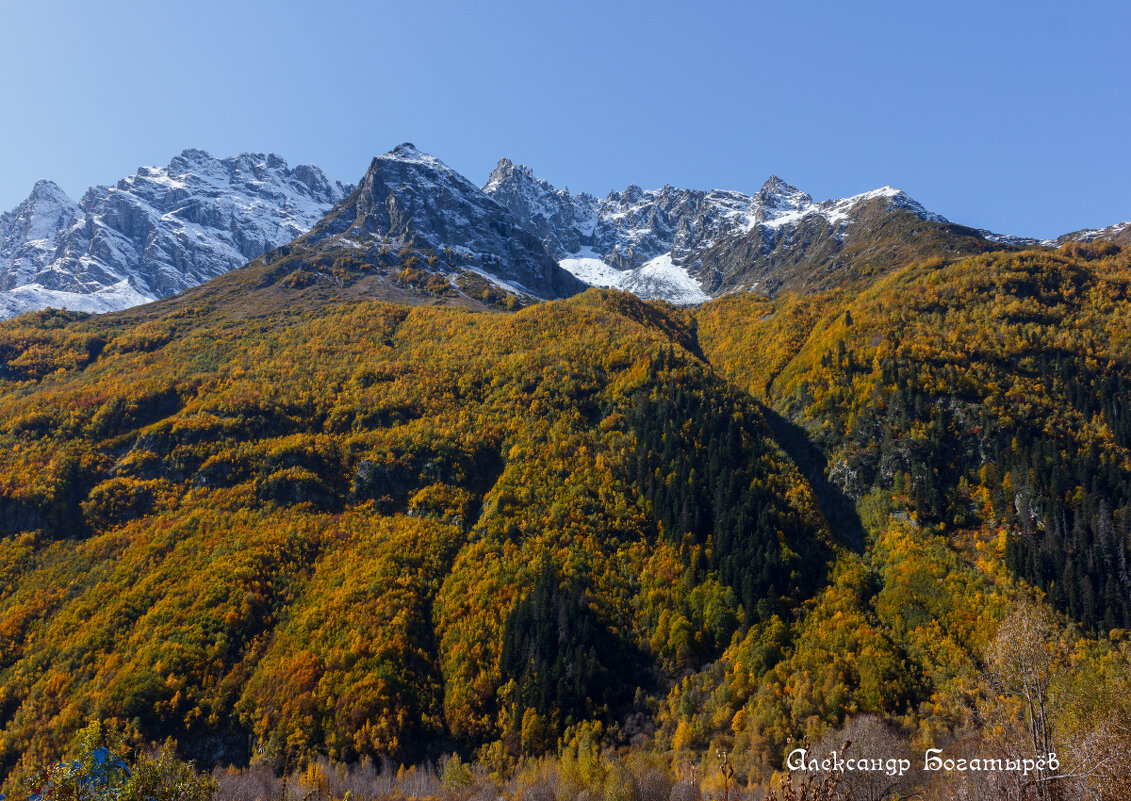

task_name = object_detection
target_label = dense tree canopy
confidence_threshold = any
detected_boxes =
[2,242,1130,799]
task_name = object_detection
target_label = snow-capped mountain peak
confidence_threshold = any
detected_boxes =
[299,145,584,300]
[28,178,74,206]
[388,142,431,161]
[756,175,812,205]
[758,175,793,193]
[481,157,597,257]
[834,186,948,224]
[0,180,81,292]
[0,151,351,319]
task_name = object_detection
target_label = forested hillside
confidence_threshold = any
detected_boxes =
[698,240,1131,632]
[1,242,1129,799]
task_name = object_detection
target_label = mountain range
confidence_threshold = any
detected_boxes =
[1,143,1128,319]
[0,150,349,319]
[483,159,987,301]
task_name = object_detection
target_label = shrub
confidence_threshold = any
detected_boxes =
[8,721,214,801]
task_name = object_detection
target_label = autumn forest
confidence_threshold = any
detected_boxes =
[1,241,1130,800]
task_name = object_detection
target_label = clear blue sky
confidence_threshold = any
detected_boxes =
[2,0,1127,238]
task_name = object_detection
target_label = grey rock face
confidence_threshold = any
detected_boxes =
[0,150,351,318]
[308,144,584,299]
[482,158,597,256]
[490,169,823,280]
[484,160,742,270]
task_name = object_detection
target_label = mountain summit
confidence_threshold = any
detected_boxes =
[0,180,82,292]
[0,151,350,319]
[292,144,585,300]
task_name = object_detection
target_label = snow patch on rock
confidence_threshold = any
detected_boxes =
[560,249,709,305]
[0,280,153,319]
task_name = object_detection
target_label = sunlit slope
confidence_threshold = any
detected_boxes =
[698,242,1131,632]
[0,289,832,772]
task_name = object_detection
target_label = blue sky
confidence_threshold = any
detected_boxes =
[2,0,1127,238]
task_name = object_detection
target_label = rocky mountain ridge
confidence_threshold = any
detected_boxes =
[0,150,350,319]
[483,159,995,302]
[1057,220,1131,247]
[295,143,584,300]
[4,144,1128,316]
